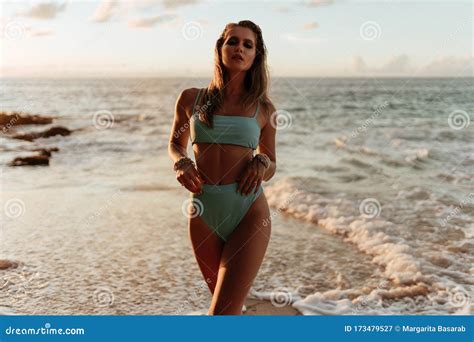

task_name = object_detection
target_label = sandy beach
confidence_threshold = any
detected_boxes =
[244,299,300,316]
[0,300,300,316]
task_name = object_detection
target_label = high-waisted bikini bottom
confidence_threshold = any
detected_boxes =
[190,182,264,242]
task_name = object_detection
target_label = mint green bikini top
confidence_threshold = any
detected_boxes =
[190,88,261,150]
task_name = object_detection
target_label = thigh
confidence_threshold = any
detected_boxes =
[209,192,272,315]
[189,215,224,294]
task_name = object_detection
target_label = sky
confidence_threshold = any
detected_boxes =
[0,0,472,78]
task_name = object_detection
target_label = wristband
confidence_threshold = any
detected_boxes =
[173,157,194,171]
[254,153,270,169]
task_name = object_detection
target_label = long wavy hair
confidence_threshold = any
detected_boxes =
[196,20,270,128]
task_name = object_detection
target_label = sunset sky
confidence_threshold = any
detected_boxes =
[0,0,472,78]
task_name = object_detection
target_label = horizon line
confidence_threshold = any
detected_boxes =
[1,75,472,80]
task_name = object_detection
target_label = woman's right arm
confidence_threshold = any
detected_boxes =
[168,89,203,194]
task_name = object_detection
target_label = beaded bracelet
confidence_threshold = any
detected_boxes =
[253,153,271,169]
[173,157,195,171]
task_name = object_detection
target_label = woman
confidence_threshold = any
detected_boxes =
[168,20,277,315]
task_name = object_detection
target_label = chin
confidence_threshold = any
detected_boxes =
[224,62,249,72]
[227,66,248,73]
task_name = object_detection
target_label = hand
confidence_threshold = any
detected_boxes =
[176,164,204,194]
[236,158,266,195]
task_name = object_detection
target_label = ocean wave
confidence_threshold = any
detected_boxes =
[264,177,473,315]
[313,165,351,173]
[120,184,177,192]
[340,157,379,171]
[285,106,307,113]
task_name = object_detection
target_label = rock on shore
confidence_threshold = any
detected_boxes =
[0,112,53,129]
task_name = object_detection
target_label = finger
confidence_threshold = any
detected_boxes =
[237,172,250,193]
[190,169,203,190]
[196,172,205,184]
[243,175,257,195]
[188,170,204,193]
[182,174,199,193]
[191,169,203,183]
[240,174,254,195]
[191,176,203,193]
[254,164,266,192]
[176,174,186,187]
[243,165,259,194]
[254,178,262,194]
[250,178,259,195]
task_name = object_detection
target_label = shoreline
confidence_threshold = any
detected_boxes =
[0,300,301,316]
[244,299,300,316]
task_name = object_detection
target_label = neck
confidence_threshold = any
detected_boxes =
[223,71,246,97]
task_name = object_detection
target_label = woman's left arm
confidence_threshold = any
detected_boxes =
[236,101,277,195]
[257,101,277,182]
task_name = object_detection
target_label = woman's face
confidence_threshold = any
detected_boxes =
[221,26,257,72]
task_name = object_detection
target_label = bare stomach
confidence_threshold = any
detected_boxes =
[192,143,254,185]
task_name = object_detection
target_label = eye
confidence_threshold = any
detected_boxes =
[245,42,253,49]
[227,38,237,45]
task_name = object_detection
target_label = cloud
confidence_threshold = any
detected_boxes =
[162,0,198,9]
[421,56,473,77]
[273,5,290,13]
[128,14,177,28]
[281,33,325,44]
[304,0,334,7]
[352,56,367,72]
[352,54,411,74]
[0,17,53,39]
[352,54,473,76]
[90,0,197,24]
[18,1,67,20]
[89,0,120,23]
[303,22,319,30]
[380,54,411,73]
[27,28,54,37]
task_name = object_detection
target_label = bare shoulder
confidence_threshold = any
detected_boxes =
[177,87,202,115]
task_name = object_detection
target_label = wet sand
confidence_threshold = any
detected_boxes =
[244,298,300,316]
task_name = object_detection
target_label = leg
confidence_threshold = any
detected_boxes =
[208,192,271,315]
[189,215,225,295]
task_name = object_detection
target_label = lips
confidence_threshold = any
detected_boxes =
[232,54,244,62]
